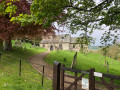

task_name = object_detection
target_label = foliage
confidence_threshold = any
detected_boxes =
[10,0,119,66]
[0,0,55,41]
[1,0,120,52]
[1,0,120,43]
[76,36,94,54]
[5,5,17,17]
[11,0,69,28]
[1,0,120,40]
[89,45,120,61]
[105,45,120,60]
[22,0,120,44]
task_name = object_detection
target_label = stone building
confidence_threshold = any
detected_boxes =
[39,34,88,52]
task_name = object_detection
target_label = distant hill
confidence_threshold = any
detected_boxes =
[88,46,101,50]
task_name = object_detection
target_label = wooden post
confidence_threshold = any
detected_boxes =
[89,68,95,90]
[53,61,61,90]
[42,65,44,86]
[110,78,114,90]
[61,64,65,90]
[74,72,77,90]
[71,52,77,68]
[107,62,109,73]
[19,58,21,77]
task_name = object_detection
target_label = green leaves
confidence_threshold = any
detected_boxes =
[0,4,5,15]
[10,14,34,26]
[7,2,12,6]
[1,0,120,46]
[0,0,19,15]
[5,5,17,17]
[100,6,120,26]
[30,0,69,28]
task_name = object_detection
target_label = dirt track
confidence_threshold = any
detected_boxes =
[28,51,53,80]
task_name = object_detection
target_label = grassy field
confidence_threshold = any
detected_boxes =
[0,41,52,90]
[45,50,120,85]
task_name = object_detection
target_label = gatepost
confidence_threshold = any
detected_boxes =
[53,61,61,90]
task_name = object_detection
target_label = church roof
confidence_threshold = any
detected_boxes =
[40,34,78,44]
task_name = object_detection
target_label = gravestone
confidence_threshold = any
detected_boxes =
[15,39,18,46]
[63,58,66,62]
[19,40,23,48]
[32,43,35,48]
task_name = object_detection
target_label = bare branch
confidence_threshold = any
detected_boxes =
[65,0,113,12]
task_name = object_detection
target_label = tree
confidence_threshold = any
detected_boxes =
[76,35,94,55]
[22,0,120,38]
[11,0,68,28]
[11,0,120,45]
[2,0,120,51]
[0,0,55,50]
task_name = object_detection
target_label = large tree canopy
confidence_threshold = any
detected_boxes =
[1,0,120,45]
[0,0,56,50]
[0,0,55,40]
[9,0,120,45]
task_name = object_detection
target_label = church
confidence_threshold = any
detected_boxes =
[39,34,88,52]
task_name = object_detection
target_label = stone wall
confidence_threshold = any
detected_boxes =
[69,44,80,52]
[61,43,70,50]
[39,43,86,52]
[40,43,70,51]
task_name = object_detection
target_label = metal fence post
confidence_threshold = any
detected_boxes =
[89,68,95,90]
[19,58,21,77]
[42,65,44,86]
[61,64,65,90]
[53,61,61,90]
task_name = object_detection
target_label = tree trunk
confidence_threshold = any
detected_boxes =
[4,38,12,51]
[0,39,3,50]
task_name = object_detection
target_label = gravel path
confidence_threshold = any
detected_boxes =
[28,51,53,80]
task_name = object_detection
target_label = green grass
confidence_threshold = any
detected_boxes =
[0,41,52,90]
[45,50,120,85]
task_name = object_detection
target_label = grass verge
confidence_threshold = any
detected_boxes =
[0,42,52,90]
[45,50,120,85]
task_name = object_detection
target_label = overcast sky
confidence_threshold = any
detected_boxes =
[55,24,105,46]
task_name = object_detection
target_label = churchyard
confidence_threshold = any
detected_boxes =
[1,0,120,89]
[0,39,120,90]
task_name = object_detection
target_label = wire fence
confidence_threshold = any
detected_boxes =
[0,52,53,90]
